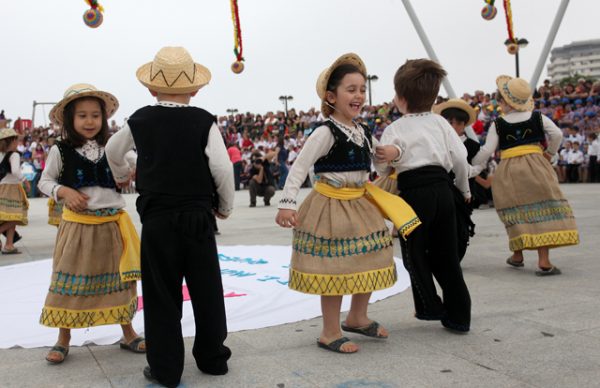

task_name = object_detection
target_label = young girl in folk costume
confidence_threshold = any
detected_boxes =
[0,126,30,254]
[39,84,144,364]
[276,53,420,353]
[472,76,579,276]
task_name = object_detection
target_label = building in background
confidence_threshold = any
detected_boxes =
[547,39,600,82]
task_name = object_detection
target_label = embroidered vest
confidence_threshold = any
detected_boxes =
[56,142,116,189]
[313,121,372,174]
[496,111,545,150]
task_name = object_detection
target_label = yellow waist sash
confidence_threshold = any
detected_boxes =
[62,207,141,282]
[501,144,543,160]
[314,182,421,239]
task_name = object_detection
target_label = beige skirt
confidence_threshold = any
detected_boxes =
[0,183,28,225]
[289,190,397,296]
[493,152,579,251]
[40,220,138,328]
[373,174,399,195]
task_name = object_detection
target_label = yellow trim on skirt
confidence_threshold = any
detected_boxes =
[40,296,138,328]
[509,230,579,251]
[314,182,421,239]
[62,208,141,281]
[501,144,543,160]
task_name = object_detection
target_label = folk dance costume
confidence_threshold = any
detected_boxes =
[39,140,141,328]
[0,150,29,226]
[279,119,420,296]
[472,110,579,251]
[373,168,399,195]
[106,102,235,385]
[378,112,472,331]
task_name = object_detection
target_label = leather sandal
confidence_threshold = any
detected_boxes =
[119,336,146,353]
[316,336,357,354]
[46,344,69,364]
[506,256,524,268]
[341,320,388,339]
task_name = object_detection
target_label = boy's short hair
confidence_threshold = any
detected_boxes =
[394,59,447,113]
[440,108,470,125]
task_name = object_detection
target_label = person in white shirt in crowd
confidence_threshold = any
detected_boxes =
[587,133,600,182]
[566,141,584,182]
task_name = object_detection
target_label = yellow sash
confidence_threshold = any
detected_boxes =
[62,208,141,282]
[314,182,421,239]
[19,184,29,210]
[501,144,543,160]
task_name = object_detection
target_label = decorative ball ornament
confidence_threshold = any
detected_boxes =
[83,8,103,28]
[481,4,497,20]
[506,43,519,55]
[231,61,245,74]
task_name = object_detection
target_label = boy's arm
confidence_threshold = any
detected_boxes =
[205,123,234,217]
[447,128,471,199]
[373,125,402,176]
[105,123,135,183]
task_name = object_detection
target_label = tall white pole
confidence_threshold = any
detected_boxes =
[401,0,456,98]
[529,0,570,90]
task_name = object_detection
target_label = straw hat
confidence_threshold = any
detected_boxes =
[315,53,367,117]
[496,75,533,112]
[0,127,18,140]
[49,83,119,125]
[136,47,211,94]
[432,98,477,126]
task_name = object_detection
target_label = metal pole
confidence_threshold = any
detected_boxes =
[515,51,520,78]
[32,101,36,128]
[368,78,373,106]
[529,0,570,90]
[401,0,456,98]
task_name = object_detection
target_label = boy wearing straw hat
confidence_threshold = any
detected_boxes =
[106,47,234,387]
[471,76,579,276]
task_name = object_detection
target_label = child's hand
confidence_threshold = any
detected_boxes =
[23,180,31,193]
[374,145,400,164]
[59,187,90,212]
[276,209,298,228]
[214,210,228,220]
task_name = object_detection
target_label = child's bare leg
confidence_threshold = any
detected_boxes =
[4,226,15,250]
[511,249,524,263]
[320,295,357,352]
[537,247,552,269]
[345,292,388,337]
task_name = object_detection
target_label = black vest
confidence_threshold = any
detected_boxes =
[463,137,481,164]
[56,142,116,189]
[496,111,545,150]
[0,151,15,181]
[313,121,372,174]
[128,105,215,199]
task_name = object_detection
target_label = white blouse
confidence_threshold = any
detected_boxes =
[471,111,563,166]
[377,112,471,198]
[278,121,385,211]
[0,152,25,184]
[38,141,127,210]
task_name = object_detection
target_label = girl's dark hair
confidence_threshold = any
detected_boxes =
[441,107,470,125]
[61,97,109,147]
[326,64,365,93]
[0,136,17,153]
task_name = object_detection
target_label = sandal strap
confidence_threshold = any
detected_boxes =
[324,336,351,350]
[124,336,145,350]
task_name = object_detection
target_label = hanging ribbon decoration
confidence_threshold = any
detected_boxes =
[83,0,104,28]
[230,0,245,74]
[503,0,519,54]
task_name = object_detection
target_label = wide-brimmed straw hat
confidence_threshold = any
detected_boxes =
[432,98,477,126]
[49,83,119,125]
[0,127,18,140]
[136,47,211,94]
[316,53,367,117]
[496,75,533,112]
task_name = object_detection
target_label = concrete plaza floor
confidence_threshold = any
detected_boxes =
[1,184,599,387]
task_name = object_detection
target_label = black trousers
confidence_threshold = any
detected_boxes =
[141,210,231,386]
[233,161,242,191]
[589,156,598,182]
[398,176,471,331]
[248,180,275,205]
[566,163,580,183]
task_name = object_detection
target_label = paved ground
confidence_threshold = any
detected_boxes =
[1,184,599,388]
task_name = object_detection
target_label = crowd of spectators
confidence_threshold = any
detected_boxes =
[1,76,599,199]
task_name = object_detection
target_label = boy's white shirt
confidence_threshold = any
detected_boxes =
[104,101,234,217]
[376,112,471,199]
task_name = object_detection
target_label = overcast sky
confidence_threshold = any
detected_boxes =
[1,0,597,125]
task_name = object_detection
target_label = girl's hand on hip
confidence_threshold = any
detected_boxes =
[276,209,297,228]
[59,187,90,212]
